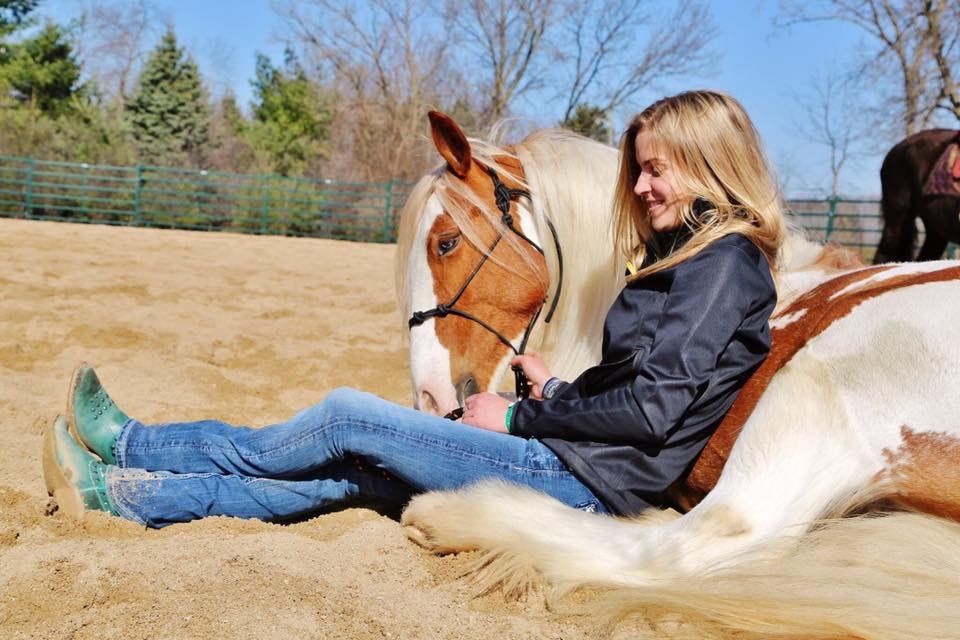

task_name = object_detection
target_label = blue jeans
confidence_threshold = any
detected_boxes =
[105,388,607,527]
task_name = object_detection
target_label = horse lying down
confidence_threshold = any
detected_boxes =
[400,261,960,640]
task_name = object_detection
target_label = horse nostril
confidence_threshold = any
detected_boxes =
[418,389,440,416]
[456,376,479,405]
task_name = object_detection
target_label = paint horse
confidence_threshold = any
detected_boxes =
[396,113,960,639]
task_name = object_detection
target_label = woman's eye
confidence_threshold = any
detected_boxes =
[438,236,460,256]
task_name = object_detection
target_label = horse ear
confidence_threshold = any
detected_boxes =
[429,111,471,178]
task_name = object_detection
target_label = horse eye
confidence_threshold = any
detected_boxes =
[438,236,460,256]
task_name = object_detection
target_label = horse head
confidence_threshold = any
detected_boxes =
[397,112,552,415]
[397,112,623,415]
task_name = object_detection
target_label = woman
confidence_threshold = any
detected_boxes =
[44,90,784,527]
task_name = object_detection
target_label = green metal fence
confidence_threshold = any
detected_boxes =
[0,156,409,243]
[788,197,884,261]
[1,155,950,260]
[788,196,956,262]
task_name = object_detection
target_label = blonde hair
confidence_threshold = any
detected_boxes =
[613,90,785,280]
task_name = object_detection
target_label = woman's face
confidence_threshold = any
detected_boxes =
[633,131,683,233]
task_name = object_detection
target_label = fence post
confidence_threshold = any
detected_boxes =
[260,175,270,234]
[824,195,838,242]
[382,178,395,243]
[24,157,34,219]
[134,164,143,226]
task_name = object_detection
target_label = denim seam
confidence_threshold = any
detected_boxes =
[113,418,137,468]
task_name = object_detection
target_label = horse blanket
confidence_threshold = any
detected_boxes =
[923,132,960,197]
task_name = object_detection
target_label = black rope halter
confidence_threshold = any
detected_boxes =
[408,164,565,417]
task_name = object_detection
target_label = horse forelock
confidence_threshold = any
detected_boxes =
[396,171,443,328]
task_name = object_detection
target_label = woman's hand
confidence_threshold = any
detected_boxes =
[510,353,553,400]
[461,392,512,433]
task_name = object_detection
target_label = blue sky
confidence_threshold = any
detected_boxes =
[42,1,884,198]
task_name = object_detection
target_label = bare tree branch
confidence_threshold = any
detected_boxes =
[71,0,166,106]
[778,0,960,136]
[791,68,873,196]
[922,0,960,120]
[273,0,456,180]
[445,0,556,121]
[602,0,717,113]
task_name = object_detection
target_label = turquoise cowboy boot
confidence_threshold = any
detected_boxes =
[68,363,129,464]
[43,415,114,518]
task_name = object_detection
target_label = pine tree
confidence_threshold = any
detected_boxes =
[560,104,612,144]
[0,0,39,39]
[0,21,82,115]
[126,29,209,165]
[246,50,331,176]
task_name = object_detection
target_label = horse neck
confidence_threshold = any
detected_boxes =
[514,133,623,379]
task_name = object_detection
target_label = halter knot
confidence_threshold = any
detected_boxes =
[408,310,430,328]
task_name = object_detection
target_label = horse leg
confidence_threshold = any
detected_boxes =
[915,199,959,261]
[917,231,948,261]
[875,169,916,263]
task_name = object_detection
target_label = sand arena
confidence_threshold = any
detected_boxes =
[0,218,613,639]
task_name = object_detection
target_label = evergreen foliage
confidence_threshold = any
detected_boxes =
[126,29,209,165]
[246,50,331,176]
[0,21,82,115]
[561,104,611,144]
[0,0,38,38]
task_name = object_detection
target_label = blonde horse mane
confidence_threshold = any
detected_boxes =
[396,128,622,381]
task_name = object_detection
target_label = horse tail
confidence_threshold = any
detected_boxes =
[402,483,960,639]
[603,512,960,639]
[402,481,681,594]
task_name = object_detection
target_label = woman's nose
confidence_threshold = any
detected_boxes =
[634,173,649,196]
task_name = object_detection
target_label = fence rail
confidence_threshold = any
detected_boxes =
[2,155,945,260]
[0,156,408,243]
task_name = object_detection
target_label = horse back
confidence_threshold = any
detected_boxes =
[670,262,960,512]
[881,128,959,190]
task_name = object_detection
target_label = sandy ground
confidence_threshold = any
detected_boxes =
[0,218,609,639]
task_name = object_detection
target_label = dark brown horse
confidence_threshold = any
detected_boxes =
[874,128,960,263]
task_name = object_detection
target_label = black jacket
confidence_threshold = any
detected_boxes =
[509,233,776,515]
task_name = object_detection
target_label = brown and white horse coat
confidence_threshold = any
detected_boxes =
[401,262,960,637]
[397,113,960,638]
